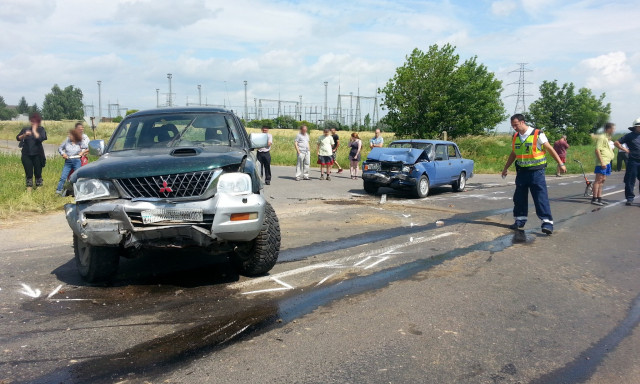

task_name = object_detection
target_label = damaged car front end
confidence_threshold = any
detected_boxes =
[64,107,281,283]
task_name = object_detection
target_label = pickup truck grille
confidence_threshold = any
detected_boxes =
[116,171,215,199]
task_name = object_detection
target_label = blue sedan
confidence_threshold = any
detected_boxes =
[361,139,474,198]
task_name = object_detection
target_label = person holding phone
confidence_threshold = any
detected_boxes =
[16,112,47,192]
[56,129,87,195]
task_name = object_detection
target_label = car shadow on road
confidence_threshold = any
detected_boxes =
[51,250,240,288]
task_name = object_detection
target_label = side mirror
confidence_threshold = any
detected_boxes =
[249,133,269,150]
[89,140,105,156]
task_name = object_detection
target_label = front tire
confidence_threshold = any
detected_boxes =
[415,175,430,198]
[236,203,281,276]
[363,181,378,195]
[452,172,467,192]
[73,234,120,283]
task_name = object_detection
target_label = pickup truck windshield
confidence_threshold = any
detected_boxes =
[389,142,433,152]
[108,113,241,152]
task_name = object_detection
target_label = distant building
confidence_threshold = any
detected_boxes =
[12,113,29,122]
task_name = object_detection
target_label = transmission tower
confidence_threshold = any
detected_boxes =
[507,63,532,114]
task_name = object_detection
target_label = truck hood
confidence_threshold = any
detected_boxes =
[366,148,426,164]
[74,146,246,180]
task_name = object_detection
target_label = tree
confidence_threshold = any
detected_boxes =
[0,96,18,120]
[29,103,40,116]
[17,97,29,114]
[528,80,610,145]
[273,115,298,129]
[42,84,84,120]
[380,44,506,139]
[126,109,139,116]
[363,113,372,130]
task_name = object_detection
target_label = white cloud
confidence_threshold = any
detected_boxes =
[1,0,56,22]
[491,0,517,17]
[116,0,219,29]
[521,0,557,15]
[1,0,640,129]
[580,52,635,89]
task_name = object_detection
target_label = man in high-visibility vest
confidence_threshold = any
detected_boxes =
[501,114,567,235]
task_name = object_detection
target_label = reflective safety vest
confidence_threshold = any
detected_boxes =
[512,129,547,170]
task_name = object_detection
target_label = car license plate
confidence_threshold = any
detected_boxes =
[141,209,203,224]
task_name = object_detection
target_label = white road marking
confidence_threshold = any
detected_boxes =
[221,325,250,344]
[364,256,390,270]
[271,277,294,290]
[315,273,337,287]
[234,232,456,292]
[18,283,41,298]
[52,299,93,302]
[230,232,456,292]
[601,189,625,197]
[202,321,236,341]
[241,287,291,295]
[47,284,63,299]
[353,256,373,267]
[231,263,337,289]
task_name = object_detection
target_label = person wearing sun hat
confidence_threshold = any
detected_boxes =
[614,118,640,205]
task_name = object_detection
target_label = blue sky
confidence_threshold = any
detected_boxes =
[1,0,638,132]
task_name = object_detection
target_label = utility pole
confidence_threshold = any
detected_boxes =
[508,63,533,114]
[197,84,202,106]
[243,80,248,121]
[167,73,173,107]
[97,80,102,122]
[156,89,160,108]
[323,81,328,127]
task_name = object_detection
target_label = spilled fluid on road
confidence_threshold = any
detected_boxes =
[25,229,533,384]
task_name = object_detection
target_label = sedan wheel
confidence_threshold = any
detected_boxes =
[452,172,467,192]
[415,175,430,198]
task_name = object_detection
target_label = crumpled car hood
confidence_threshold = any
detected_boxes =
[366,147,425,164]
[74,146,246,180]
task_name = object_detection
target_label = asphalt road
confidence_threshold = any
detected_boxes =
[1,166,639,384]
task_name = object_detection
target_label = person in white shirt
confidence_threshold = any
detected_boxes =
[617,143,629,172]
[256,126,273,185]
[294,125,310,181]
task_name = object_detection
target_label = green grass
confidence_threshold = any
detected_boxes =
[0,126,607,219]
[455,134,601,175]
[0,153,73,222]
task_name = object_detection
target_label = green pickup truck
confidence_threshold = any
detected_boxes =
[64,107,280,283]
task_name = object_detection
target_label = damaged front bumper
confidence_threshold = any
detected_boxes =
[65,193,266,249]
[362,171,417,189]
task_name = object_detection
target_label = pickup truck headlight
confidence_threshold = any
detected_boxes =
[217,173,252,195]
[74,178,119,202]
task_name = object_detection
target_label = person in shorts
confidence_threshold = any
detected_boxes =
[553,135,569,177]
[330,127,344,173]
[592,122,616,205]
[317,128,335,180]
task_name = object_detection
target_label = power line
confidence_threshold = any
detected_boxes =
[507,63,532,114]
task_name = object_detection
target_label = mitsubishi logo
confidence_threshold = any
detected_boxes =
[159,179,173,193]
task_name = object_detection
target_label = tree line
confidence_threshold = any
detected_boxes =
[0,84,85,121]
[380,44,611,144]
